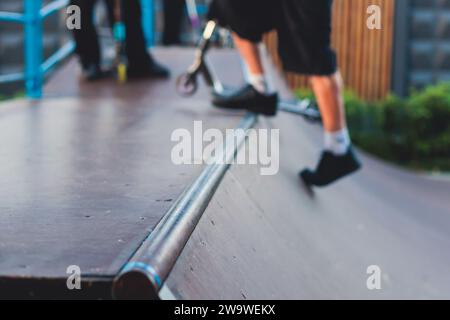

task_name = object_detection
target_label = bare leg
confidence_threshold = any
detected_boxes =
[310,71,346,132]
[211,33,277,115]
[229,34,359,186]
[232,33,264,75]
[301,71,360,187]
[232,31,346,131]
[231,33,269,93]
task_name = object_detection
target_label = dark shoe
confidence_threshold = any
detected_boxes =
[82,64,106,81]
[300,148,362,187]
[212,84,278,116]
[128,61,170,79]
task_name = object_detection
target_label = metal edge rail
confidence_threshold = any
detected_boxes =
[41,41,75,75]
[40,0,69,19]
[112,113,258,300]
[0,73,25,85]
[0,0,74,98]
[0,12,25,24]
[0,41,74,85]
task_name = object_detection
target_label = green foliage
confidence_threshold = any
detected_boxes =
[296,82,450,172]
[0,90,25,102]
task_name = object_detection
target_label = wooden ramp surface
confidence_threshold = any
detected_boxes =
[1,47,449,299]
[0,48,245,291]
[165,53,450,300]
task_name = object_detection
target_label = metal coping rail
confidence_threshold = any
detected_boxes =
[112,112,258,300]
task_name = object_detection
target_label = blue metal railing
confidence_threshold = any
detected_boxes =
[142,0,156,48]
[0,0,75,99]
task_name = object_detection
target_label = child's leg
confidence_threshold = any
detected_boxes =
[310,72,346,132]
[70,0,101,70]
[208,0,277,114]
[212,31,277,116]
[232,33,264,75]
[300,71,360,187]
[162,0,185,45]
[232,33,269,94]
[310,71,351,155]
[121,0,169,78]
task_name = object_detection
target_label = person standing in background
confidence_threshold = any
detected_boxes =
[162,0,185,45]
[70,0,170,81]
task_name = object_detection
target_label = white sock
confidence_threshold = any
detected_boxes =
[324,128,351,156]
[247,73,269,94]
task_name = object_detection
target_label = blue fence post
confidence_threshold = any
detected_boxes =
[141,0,155,48]
[24,0,43,99]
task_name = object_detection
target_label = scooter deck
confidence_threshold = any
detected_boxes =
[278,100,321,122]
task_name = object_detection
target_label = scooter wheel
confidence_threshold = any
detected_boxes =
[176,73,198,97]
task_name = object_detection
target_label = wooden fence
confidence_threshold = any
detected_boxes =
[264,0,396,101]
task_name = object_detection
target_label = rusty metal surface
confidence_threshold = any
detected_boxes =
[0,48,245,280]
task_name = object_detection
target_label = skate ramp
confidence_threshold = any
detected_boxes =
[0,48,248,298]
[164,55,450,299]
[0,47,449,299]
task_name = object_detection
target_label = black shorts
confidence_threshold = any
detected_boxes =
[209,0,337,75]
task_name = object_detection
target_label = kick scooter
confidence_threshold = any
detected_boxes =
[176,20,322,123]
[176,20,225,96]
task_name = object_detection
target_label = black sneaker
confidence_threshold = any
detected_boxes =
[128,61,170,79]
[212,84,278,116]
[300,148,362,187]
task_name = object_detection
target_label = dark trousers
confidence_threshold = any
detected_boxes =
[71,0,152,70]
[162,0,185,45]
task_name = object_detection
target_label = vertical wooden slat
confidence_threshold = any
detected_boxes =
[264,0,395,101]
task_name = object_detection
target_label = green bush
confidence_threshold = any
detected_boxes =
[296,82,450,172]
[0,91,25,102]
